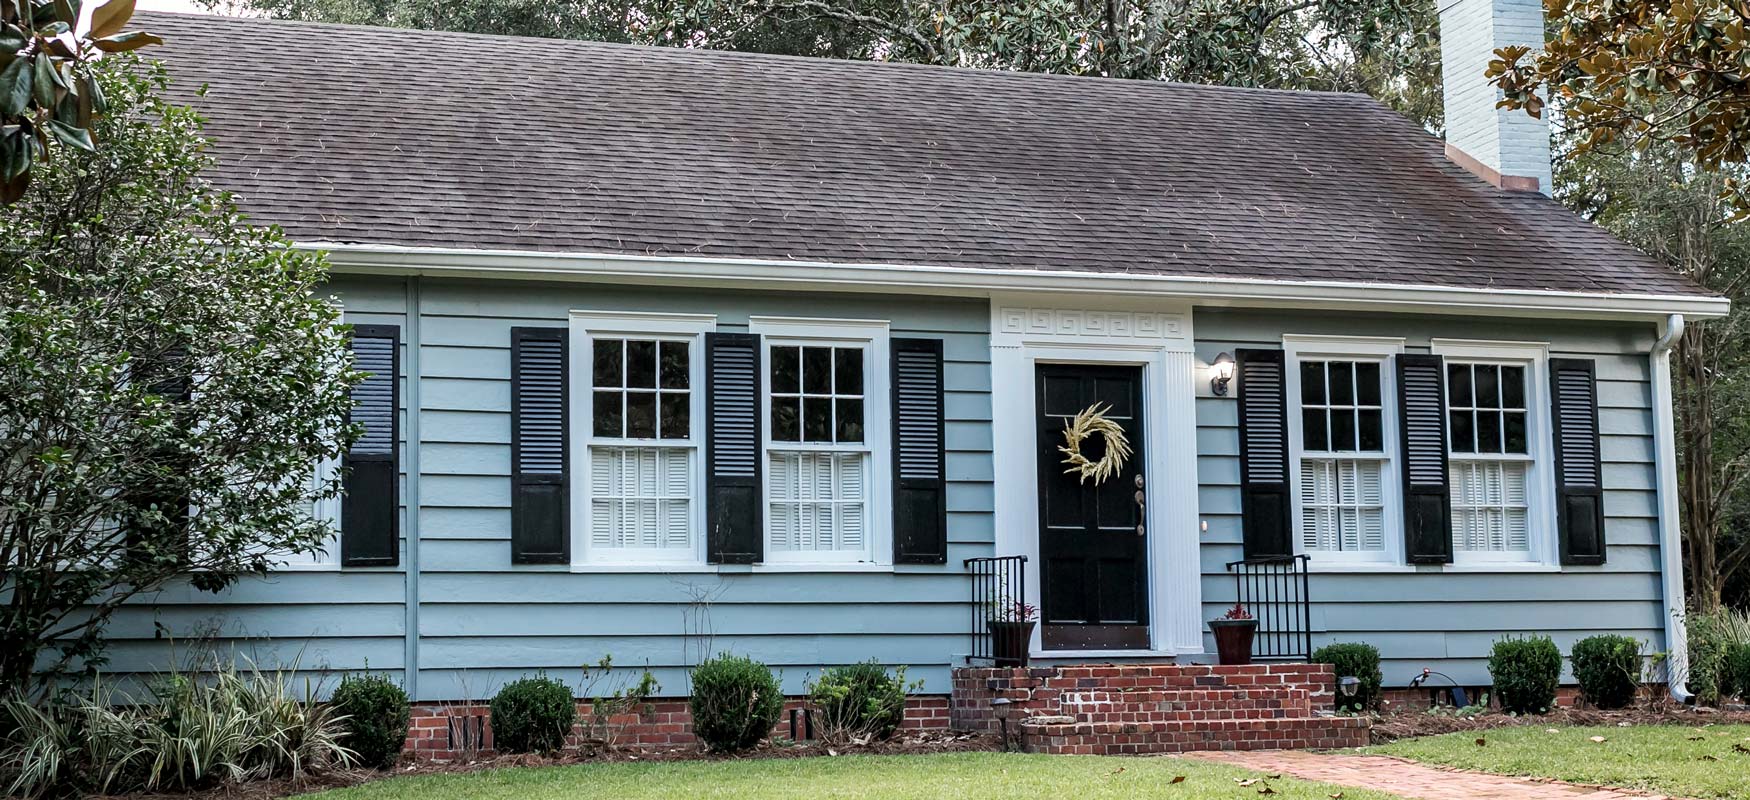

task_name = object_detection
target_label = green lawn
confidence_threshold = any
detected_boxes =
[298,752,1398,800]
[1370,723,1750,800]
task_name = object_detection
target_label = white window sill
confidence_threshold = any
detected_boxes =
[266,562,342,572]
[568,562,895,574]
[1303,560,1415,574]
[1444,561,1560,573]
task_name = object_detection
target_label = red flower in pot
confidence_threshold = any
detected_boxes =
[1208,604,1258,665]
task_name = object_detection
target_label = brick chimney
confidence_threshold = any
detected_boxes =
[1439,0,1552,194]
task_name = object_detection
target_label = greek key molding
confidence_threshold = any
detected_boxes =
[995,306,1187,345]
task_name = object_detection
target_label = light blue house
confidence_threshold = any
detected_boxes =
[122,1,1726,706]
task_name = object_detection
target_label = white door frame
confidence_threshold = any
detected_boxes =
[988,297,1203,657]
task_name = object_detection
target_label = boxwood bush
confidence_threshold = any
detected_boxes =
[689,655,784,752]
[808,661,913,743]
[1489,636,1562,714]
[489,675,576,753]
[1311,642,1383,712]
[1569,635,1641,709]
[330,673,411,769]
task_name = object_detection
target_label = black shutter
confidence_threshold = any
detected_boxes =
[1550,358,1606,565]
[1398,354,1453,564]
[342,324,399,567]
[706,332,762,564]
[1236,349,1293,559]
[511,328,569,564]
[127,347,192,563]
[891,338,947,564]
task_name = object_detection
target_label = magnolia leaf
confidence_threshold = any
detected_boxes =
[1589,736,1607,743]
[1169,776,1186,784]
[0,28,25,56]
[0,125,28,178]
[44,118,91,151]
[51,0,77,26]
[91,29,160,52]
[30,48,55,109]
[0,54,29,117]
[88,0,132,39]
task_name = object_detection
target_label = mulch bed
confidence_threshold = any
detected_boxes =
[95,731,1002,800]
[1368,700,1750,743]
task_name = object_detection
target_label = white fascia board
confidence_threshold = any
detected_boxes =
[306,242,1731,322]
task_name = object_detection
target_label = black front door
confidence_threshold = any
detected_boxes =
[1035,362,1149,650]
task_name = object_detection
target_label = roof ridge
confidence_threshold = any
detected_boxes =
[135,10,1386,104]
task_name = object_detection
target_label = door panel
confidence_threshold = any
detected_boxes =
[1035,362,1148,650]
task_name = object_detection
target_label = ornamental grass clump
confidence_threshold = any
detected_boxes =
[807,661,918,744]
[1488,636,1562,715]
[329,673,410,769]
[689,655,784,752]
[489,676,576,754]
[1569,635,1642,709]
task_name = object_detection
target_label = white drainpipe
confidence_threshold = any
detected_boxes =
[1650,313,1691,702]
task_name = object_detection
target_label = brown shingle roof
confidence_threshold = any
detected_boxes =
[140,11,1707,297]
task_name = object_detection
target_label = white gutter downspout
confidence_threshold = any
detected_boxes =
[1650,313,1691,702]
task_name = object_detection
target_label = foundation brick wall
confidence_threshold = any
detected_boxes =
[403,695,951,761]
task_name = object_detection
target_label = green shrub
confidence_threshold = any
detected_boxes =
[330,674,410,769]
[807,661,916,743]
[1728,643,1750,703]
[1686,610,1750,706]
[0,659,350,799]
[1569,635,1642,709]
[689,655,784,752]
[489,676,576,754]
[1488,636,1562,715]
[1311,642,1383,712]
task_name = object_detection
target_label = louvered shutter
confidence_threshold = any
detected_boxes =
[511,328,569,564]
[1550,358,1606,565]
[705,333,762,564]
[342,324,399,567]
[1236,349,1293,559]
[891,338,946,564]
[1397,354,1452,564]
[128,346,193,563]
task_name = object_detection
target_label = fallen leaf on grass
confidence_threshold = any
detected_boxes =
[1169,776,1186,784]
[1544,729,1560,734]
[1475,738,1487,746]
[1734,744,1750,755]
[1258,786,1277,795]
[1589,736,1607,743]
[1689,736,1706,741]
[1235,778,1259,786]
[1266,774,1282,779]
[1329,794,1344,799]
[1109,767,1126,775]
[1700,755,1719,762]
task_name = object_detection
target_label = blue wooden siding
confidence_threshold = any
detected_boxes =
[1194,309,1667,686]
[411,280,992,698]
[91,280,1674,700]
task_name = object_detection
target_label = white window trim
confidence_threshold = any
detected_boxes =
[272,453,343,570]
[1283,335,1407,570]
[1430,338,1558,569]
[570,310,716,566]
[749,316,893,566]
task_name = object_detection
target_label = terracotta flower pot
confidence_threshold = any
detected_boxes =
[1209,618,1258,665]
[988,620,1036,667]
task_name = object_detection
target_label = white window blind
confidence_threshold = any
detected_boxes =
[589,446,693,550]
[768,451,867,554]
[1299,456,1386,552]
[1452,460,1530,553]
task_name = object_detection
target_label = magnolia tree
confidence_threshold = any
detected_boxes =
[2,0,162,203]
[0,58,358,696]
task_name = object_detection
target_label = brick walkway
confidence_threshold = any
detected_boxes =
[1186,750,1680,800]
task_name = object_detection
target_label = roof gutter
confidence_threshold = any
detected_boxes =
[1650,313,1692,703]
[304,242,1732,322]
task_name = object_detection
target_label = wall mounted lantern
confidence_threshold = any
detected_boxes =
[1210,351,1236,396]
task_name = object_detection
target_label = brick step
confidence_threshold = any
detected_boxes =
[1057,688,1313,721]
[1020,715,1370,755]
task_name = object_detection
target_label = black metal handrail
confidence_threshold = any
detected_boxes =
[1224,554,1313,661]
[965,555,1027,663]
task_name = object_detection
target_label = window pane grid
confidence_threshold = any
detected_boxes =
[768,451,867,553]
[592,338,690,441]
[1300,360,1384,454]
[589,445,693,550]
[1446,362,1527,455]
[1299,456,1386,553]
[770,345,865,445]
